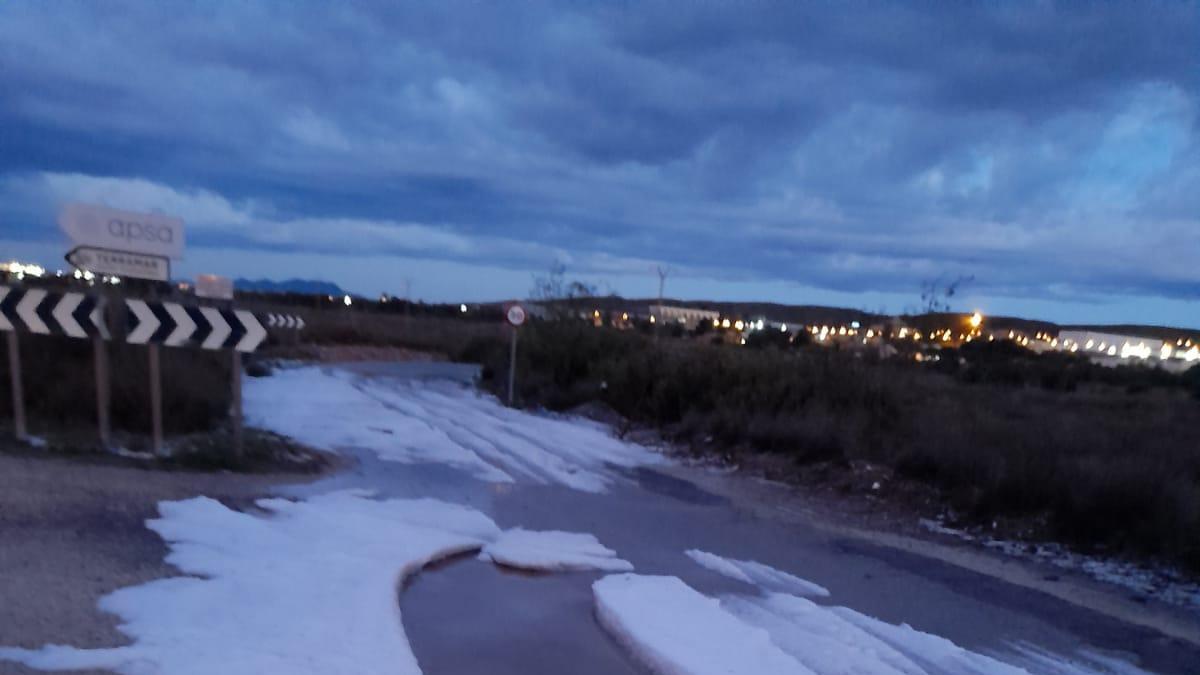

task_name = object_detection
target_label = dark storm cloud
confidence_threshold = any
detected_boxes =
[0,0,1196,313]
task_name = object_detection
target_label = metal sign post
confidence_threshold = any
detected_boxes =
[505,304,526,406]
[231,350,243,460]
[7,331,25,441]
[508,327,518,405]
[148,343,163,455]
[93,336,111,448]
[212,288,244,462]
[143,282,165,456]
[92,288,113,450]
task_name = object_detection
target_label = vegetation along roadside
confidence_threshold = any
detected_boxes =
[462,320,1200,574]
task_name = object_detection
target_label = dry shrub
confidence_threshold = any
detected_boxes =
[0,334,232,436]
[467,321,1200,571]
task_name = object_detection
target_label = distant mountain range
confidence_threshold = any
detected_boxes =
[235,278,346,296]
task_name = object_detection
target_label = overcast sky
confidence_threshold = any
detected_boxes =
[1,2,1197,325]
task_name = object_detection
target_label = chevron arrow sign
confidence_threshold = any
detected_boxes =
[0,286,109,339]
[126,299,269,352]
[264,312,305,330]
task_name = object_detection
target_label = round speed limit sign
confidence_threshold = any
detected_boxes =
[506,304,527,327]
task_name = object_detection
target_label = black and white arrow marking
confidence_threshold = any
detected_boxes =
[126,299,268,352]
[0,286,108,339]
[264,312,305,330]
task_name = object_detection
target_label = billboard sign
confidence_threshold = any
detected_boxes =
[195,274,234,300]
[59,203,185,260]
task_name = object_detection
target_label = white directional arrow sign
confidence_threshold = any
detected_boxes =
[264,312,304,330]
[120,298,288,352]
[233,309,265,352]
[126,299,160,344]
[51,292,87,338]
[17,289,49,334]
[163,303,197,347]
[0,286,106,339]
[199,307,230,350]
[0,287,13,332]
[66,246,169,282]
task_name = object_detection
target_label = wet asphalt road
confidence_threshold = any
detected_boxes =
[283,362,1200,675]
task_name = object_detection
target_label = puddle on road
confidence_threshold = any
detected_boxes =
[396,470,753,675]
[339,360,482,383]
[612,465,731,506]
[401,556,642,675]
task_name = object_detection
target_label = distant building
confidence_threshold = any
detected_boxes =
[0,260,46,280]
[1058,330,1199,372]
[648,304,720,330]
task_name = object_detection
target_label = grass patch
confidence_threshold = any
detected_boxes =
[164,428,332,474]
[0,422,331,475]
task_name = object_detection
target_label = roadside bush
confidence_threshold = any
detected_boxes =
[0,334,232,436]
[1182,364,1200,399]
[465,321,1200,572]
[744,328,793,350]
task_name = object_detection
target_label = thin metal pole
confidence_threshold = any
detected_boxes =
[507,325,518,406]
[655,265,668,342]
[7,331,26,441]
[93,336,111,449]
[148,343,163,455]
[231,350,243,460]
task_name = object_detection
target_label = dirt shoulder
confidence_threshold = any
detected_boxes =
[0,443,340,675]
[262,343,444,363]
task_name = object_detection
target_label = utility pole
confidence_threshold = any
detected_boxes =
[655,265,669,341]
[401,278,412,335]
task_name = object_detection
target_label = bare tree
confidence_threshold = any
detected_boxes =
[920,274,974,314]
[531,261,568,302]
[530,262,596,320]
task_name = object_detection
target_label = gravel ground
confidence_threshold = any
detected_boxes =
[0,447,325,675]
